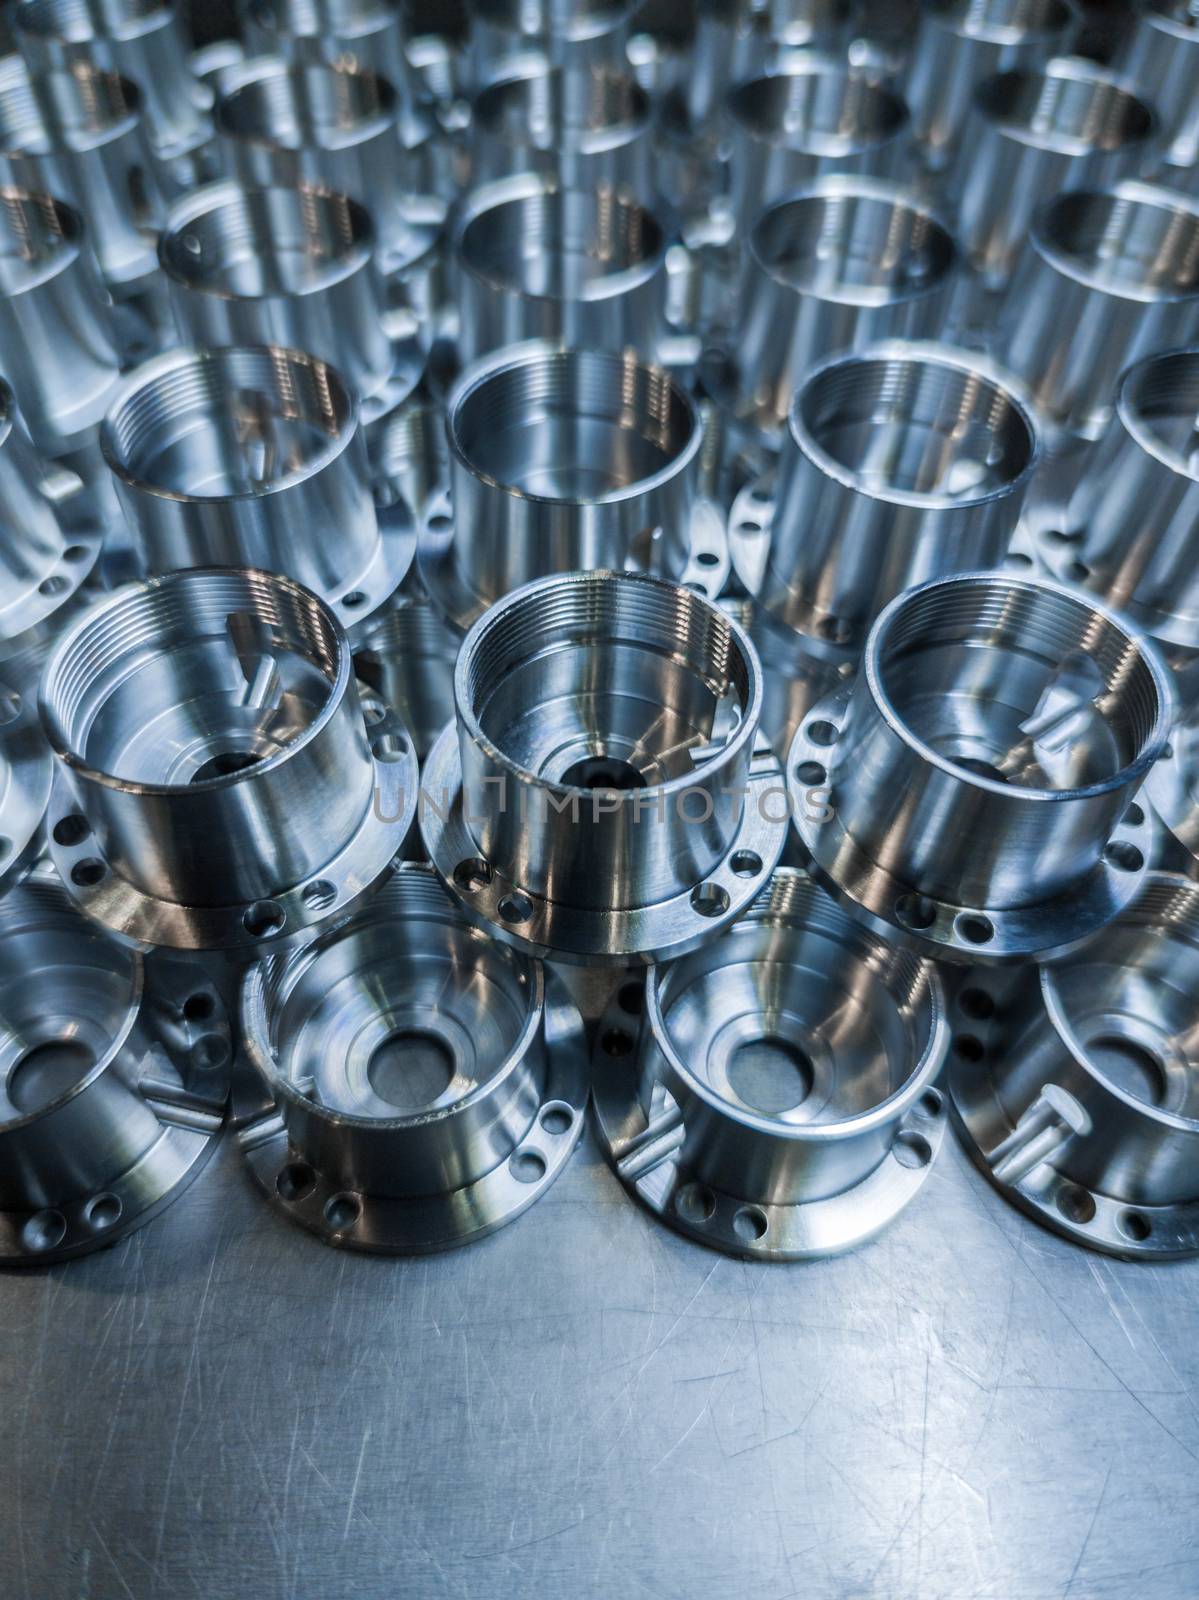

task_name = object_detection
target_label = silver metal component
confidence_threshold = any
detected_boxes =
[100,345,414,629]
[684,0,851,130]
[422,570,788,965]
[790,571,1172,963]
[950,59,1157,291]
[351,591,457,762]
[0,663,54,897]
[40,567,417,954]
[468,59,651,191]
[1117,1,1199,174]
[236,861,587,1253]
[905,0,1076,171]
[239,0,417,118]
[738,342,1038,653]
[421,343,704,631]
[465,0,635,90]
[726,58,911,232]
[999,182,1199,442]
[452,174,668,364]
[0,869,231,1264]
[591,866,948,1260]
[949,872,1199,1259]
[703,179,958,440]
[189,39,247,97]
[1145,690,1199,877]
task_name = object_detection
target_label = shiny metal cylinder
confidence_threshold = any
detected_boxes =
[905,0,1076,170]
[237,861,587,1252]
[951,59,1157,289]
[949,872,1199,1258]
[1117,1,1199,173]
[428,344,702,628]
[465,0,635,90]
[100,346,405,627]
[1049,348,1199,650]
[468,59,652,192]
[14,0,212,163]
[708,179,957,438]
[159,182,393,403]
[999,183,1199,441]
[790,571,1172,962]
[726,58,911,232]
[757,342,1038,651]
[40,567,417,952]
[0,188,121,456]
[592,867,948,1259]
[452,175,669,363]
[351,591,457,761]
[239,0,415,113]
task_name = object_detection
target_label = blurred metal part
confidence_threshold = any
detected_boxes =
[0,661,53,897]
[370,389,448,519]
[239,0,418,117]
[464,0,635,89]
[1117,1,1199,174]
[591,866,948,1259]
[40,567,417,954]
[0,868,230,1264]
[422,570,788,965]
[790,571,1171,963]
[236,861,587,1253]
[351,590,457,761]
[949,872,1199,1258]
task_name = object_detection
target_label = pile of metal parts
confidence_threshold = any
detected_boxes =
[1,0,1198,1268]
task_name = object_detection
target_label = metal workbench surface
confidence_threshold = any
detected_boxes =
[1,1123,1196,1600]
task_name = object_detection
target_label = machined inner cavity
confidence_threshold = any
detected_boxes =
[0,189,80,295]
[161,185,374,299]
[262,871,536,1120]
[976,65,1154,154]
[752,185,954,306]
[17,0,173,43]
[40,570,343,786]
[450,347,697,501]
[37,65,141,145]
[459,182,664,300]
[0,882,136,1121]
[216,60,395,150]
[1120,348,1199,477]
[462,574,752,789]
[103,347,353,500]
[1046,878,1199,1118]
[728,65,907,157]
[795,350,1035,503]
[1037,187,1199,300]
[473,65,647,149]
[655,872,936,1123]
[874,577,1165,791]
[472,0,630,40]
[927,0,1073,41]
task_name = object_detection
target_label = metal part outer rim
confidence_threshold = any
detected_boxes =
[1035,524,1199,653]
[420,723,789,966]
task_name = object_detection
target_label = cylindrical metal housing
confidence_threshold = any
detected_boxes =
[683,0,851,131]
[465,0,635,89]
[239,0,415,113]
[790,571,1172,962]
[237,862,588,1252]
[351,592,457,762]
[40,567,417,952]
[1117,1,1199,173]
[949,872,1199,1258]
[999,183,1199,440]
[452,175,669,363]
[591,867,948,1259]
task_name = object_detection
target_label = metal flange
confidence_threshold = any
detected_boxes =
[591,867,949,1260]
[236,862,587,1253]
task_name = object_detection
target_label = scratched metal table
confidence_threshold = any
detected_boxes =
[1,1116,1196,1600]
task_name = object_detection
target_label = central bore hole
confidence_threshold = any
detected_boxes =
[560,755,646,791]
[1089,1034,1166,1107]
[367,1029,455,1110]
[190,750,264,784]
[9,1039,96,1114]
[727,1035,814,1115]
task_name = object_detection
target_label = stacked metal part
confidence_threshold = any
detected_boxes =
[0,0,1196,1266]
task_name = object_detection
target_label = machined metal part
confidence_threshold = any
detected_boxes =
[158,182,423,418]
[239,0,417,119]
[591,866,948,1260]
[371,389,448,520]
[1145,691,1199,878]
[100,345,414,629]
[0,661,54,899]
[14,0,213,167]
[790,571,1172,963]
[236,861,587,1253]
[351,591,457,762]
[999,183,1199,442]
[420,343,712,631]
[0,867,231,1264]
[726,58,911,232]
[949,871,1199,1259]
[422,569,788,965]
[465,0,635,90]
[905,0,1077,171]
[40,567,417,955]
[703,179,958,440]
[1040,347,1199,652]
[735,343,1038,655]
[682,0,851,131]
[468,59,652,192]
[452,174,669,363]
[189,39,247,98]
[950,59,1157,291]
[1117,1,1199,174]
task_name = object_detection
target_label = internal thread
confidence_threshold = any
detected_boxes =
[359,598,454,659]
[1112,875,1199,941]
[0,187,76,265]
[753,186,954,301]
[460,183,664,288]
[978,67,1153,152]
[1122,349,1199,472]
[1039,189,1199,297]
[216,58,393,147]
[0,70,50,153]
[729,65,907,151]
[39,63,139,140]
[161,186,368,289]
[475,64,647,141]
